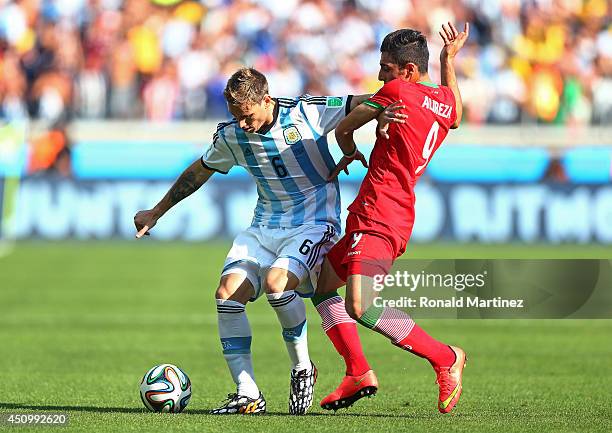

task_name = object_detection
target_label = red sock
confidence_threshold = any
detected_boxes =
[314,294,371,376]
[325,322,371,376]
[395,323,455,368]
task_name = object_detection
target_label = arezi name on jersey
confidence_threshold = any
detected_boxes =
[421,95,453,119]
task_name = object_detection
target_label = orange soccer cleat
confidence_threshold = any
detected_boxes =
[320,370,378,411]
[435,345,467,414]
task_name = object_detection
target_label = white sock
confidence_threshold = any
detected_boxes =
[216,299,259,399]
[266,291,311,372]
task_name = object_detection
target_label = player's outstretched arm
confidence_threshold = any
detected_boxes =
[134,158,214,238]
[439,22,469,129]
[330,103,382,179]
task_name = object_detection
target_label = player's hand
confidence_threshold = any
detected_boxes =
[377,100,407,140]
[134,209,159,239]
[328,151,368,180]
[439,22,469,60]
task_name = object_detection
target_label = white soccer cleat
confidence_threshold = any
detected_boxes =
[289,362,318,415]
[210,392,266,415]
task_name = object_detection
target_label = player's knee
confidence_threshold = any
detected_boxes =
[264,267,300,294]
[215,282,232,300]
[345,300,364,321]
[216,275,254,304]
[263,274,285,294]
[215,275,240,300]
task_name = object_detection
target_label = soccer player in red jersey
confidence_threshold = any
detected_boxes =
[311,23,470,413]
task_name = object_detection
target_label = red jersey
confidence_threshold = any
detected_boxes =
[348,79,457,237]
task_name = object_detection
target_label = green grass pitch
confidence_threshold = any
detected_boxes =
[1,242,611,432]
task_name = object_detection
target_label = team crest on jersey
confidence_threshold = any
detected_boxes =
[326,97,343,107]
[283,126,302,145]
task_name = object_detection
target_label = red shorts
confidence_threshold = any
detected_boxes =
[327,213,409,281]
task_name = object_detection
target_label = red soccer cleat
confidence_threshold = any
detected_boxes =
[435,345,466,414]
[320,370,378,411]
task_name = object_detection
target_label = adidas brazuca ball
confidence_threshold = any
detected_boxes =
[140,364,192,413]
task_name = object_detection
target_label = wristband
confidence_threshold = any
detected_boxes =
[343,145,358,159]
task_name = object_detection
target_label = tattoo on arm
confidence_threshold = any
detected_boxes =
[169,170,199,204]
[153,158,213,219]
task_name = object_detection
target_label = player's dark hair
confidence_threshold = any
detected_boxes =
[224,67,269,107]
[381,29,429,73]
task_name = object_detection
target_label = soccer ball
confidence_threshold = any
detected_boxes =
[140,364,192,413]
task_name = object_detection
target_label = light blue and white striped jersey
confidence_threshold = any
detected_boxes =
[201,95,353,232]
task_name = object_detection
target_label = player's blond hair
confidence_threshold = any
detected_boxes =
[224,68,269,108]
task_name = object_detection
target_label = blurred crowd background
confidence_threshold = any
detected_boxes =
[1,0,611,126]
[0,0,610,240]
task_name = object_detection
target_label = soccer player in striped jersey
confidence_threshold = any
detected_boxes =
[133,67,379,415]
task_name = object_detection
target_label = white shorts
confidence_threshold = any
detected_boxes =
[222,224,339,301]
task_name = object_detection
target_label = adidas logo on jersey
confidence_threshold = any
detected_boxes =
[326,97,343,107]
